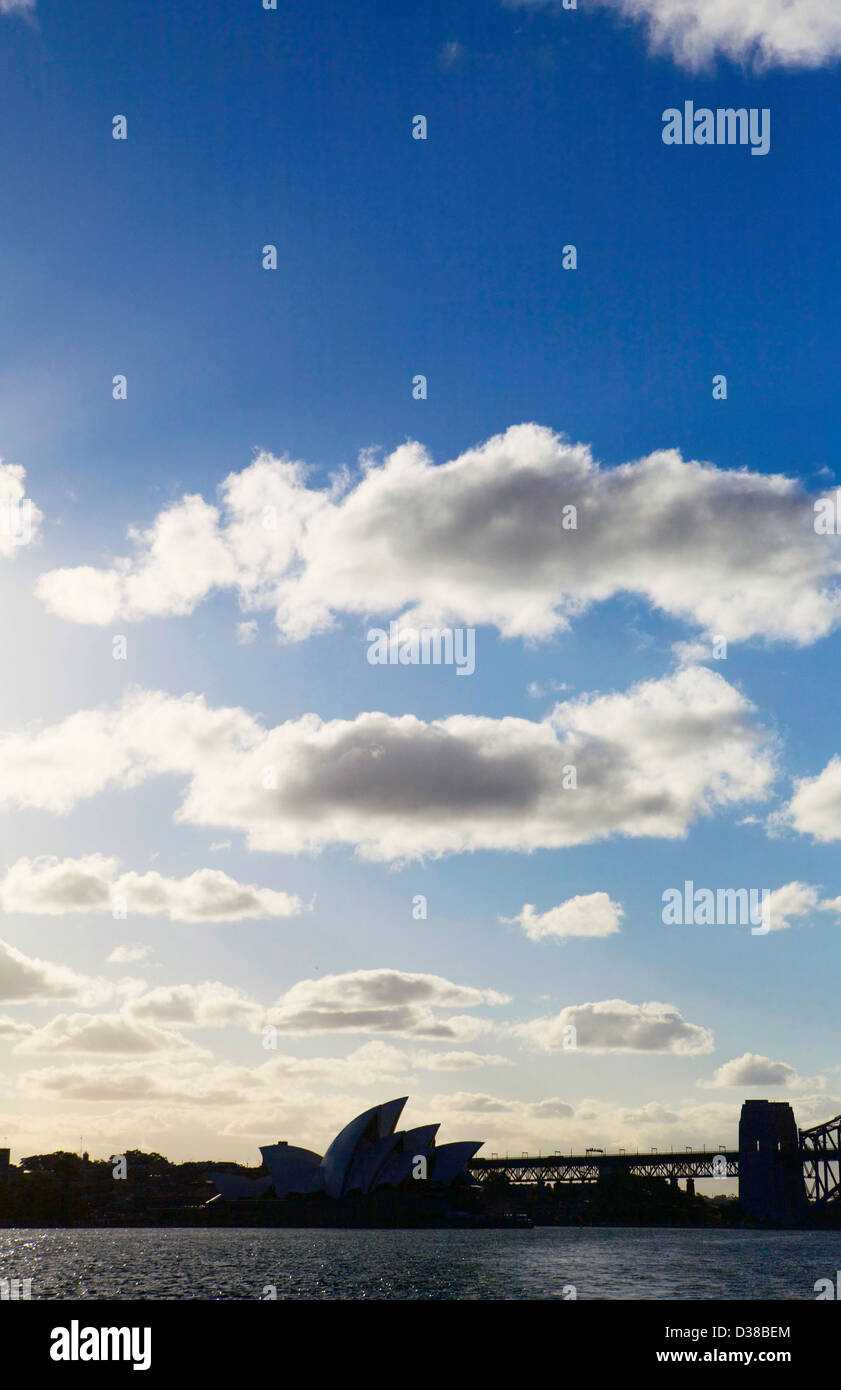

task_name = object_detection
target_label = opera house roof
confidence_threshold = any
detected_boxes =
[211,1097,482,1201]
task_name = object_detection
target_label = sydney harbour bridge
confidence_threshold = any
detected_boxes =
[467,1101,841,1223]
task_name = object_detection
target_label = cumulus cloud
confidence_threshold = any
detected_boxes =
[760,880,841,931]
[516,998,715,1054]
[0,668,776,859]
[0,855,304,921]
[431,1091,520,1116]
[503,891,623,940]
[0,937,108,1006]
[699,1052,823,1091]
[265,969,508,1039]
[781,758,841,843]
[125,982,263,1031]
[765,881,821,932]
[529,1098,575,1120]
[34,426,841,648]
[13,1012,204,1057]
[508,0,841,71]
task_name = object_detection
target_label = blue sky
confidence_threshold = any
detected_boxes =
[2,0,841,1169]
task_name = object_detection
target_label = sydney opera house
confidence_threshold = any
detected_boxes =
[210,1097,482,1203]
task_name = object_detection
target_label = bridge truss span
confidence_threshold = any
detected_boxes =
[468,1151,739,1185]
[800,1114,841,1206]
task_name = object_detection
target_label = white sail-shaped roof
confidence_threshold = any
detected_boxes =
[430,1140,483,1186]
[373,1124,440,1189]
[320,1098,408,1198]
[344,1131,403,1195]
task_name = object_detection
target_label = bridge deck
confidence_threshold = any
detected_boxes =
[468,1152,740,1183]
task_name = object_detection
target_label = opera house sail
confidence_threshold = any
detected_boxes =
[209,1098,482,1206]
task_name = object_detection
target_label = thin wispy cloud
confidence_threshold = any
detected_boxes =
[106,944,152,965]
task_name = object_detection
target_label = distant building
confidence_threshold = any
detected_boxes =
[209,1098,482,1201]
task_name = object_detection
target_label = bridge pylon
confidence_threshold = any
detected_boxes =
[738,1100,807,1224]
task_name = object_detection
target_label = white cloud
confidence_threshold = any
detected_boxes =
[503,891,623,940]
[125,982,263,1031]
[430,1090,520,1116]
[765,881,821,932]
[781,758,841,843]
[107,945,152,964]
[699,1052,823,1091]
[761,880,841,930]
[0,1015,34,1038]
[13,1012,204,1056]
[526,679,569,699]
[265,968,508,1039]
[529,1098,575,1120]
[21,1059,242,1104]
[516,998,715,1054]
[411,1049,510,1070]
[672,639,719,666]
[508,0,841,71]
[0,937,108,1006]
[0,667,776,859]
[34,426,841,648]
[0,855,305,921]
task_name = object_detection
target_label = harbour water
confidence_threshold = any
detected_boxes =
[2,1226,840,1300]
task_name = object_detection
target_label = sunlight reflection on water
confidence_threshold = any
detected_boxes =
[1,1226,839,1300]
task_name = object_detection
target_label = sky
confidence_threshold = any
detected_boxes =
[1,0,841,1176]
